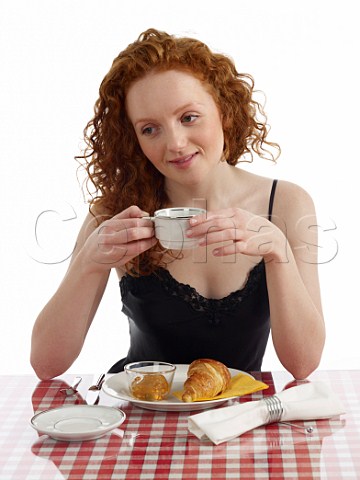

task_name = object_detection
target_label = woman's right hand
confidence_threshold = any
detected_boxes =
[79,205,157,273]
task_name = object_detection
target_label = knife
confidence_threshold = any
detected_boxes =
[85,373,105,405]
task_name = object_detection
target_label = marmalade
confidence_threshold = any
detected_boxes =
[130,373,170,401]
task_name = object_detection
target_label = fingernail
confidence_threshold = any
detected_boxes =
[186,229,193,237]
[189,218,198,225]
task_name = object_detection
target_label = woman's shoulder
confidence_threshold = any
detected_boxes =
[68,202,111,257]
[242,170,314,206]
[268,178,318,247]
[75,203,110,235]
[274,179,315,214]
[239,169,312,197]
[237,169,316,221]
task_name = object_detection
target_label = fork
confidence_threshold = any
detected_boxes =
[60,376,82,396]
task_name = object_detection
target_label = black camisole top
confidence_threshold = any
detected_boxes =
[108,180,278,373]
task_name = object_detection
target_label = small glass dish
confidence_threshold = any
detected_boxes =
[124,361,176,401]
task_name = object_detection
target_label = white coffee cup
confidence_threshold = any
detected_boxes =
[146,207,206,250]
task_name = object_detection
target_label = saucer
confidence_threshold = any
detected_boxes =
[30,405,126,441]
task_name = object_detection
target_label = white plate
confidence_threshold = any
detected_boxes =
[30,405,126,441]
[103,364,253,412]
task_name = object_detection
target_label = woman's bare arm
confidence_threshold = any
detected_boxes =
[264,181,325,379]
[30,206,156,379]
[187,180,325,379]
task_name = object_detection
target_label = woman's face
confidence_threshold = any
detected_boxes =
[125,69,224,187]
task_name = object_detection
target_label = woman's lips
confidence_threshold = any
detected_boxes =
[168,152,197,168]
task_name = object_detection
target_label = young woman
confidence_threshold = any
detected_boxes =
[31,28,325,380]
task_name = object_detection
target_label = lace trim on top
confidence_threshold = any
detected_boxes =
[157,261,265,316]
[121,261,265,325]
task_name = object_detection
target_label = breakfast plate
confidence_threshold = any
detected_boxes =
[102,364,254,412]
[30,405,126,441]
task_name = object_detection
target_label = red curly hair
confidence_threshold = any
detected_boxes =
[76,28,280,275]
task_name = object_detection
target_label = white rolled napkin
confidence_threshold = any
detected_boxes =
[188,381,346,445]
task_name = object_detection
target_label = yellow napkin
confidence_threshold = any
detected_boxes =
[172,373,268,402]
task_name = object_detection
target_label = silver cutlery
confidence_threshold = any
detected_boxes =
[60,376,82,396]
[263,395,314,434]
[86,373,105,405]
[279,421,314,434]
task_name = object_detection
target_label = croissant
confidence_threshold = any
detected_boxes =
[182,358,231,402]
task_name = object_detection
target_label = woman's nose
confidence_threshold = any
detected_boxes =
[165,126,187,153]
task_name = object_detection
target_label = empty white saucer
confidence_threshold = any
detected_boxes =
[30,405,126,441]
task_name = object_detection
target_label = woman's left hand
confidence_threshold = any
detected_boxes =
[186,208,287,261]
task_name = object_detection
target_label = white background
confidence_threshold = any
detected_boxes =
[1,0,359,375]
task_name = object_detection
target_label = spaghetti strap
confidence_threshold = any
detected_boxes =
[268,179,278,222]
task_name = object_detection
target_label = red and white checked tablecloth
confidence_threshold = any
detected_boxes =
[0,370,359,479]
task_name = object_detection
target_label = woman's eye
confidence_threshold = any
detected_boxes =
[182,114,198,124]
[142,126,155,136]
